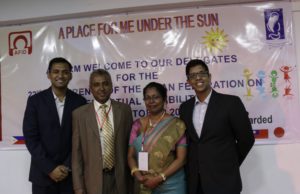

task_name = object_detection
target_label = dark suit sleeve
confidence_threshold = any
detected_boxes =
[179,104,183,119]
[63,97,87,168]
[23,97,56,174]
[179,103,190,143]
[229,96,255,165]
[63,152,71,169]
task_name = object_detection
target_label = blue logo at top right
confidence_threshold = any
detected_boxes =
[264,8,285,40]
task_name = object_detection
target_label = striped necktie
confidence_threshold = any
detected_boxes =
[99,104,115,169]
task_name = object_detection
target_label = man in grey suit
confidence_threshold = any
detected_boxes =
[179,59,255,194]
[72,69,133,194]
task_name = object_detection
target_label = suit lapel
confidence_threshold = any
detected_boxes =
[201,90,219,137]
[61,89,71,128]
[111,100,121,136]
[86,103,100,138]
[185,97,200,141]
[44,87,60,126]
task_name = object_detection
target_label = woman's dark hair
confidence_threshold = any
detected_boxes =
[143,82,167,101]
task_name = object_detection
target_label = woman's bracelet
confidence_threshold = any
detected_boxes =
[159,172,166,181]
[131,167,139,176]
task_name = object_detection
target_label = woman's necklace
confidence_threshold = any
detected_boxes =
[149,110,166,128]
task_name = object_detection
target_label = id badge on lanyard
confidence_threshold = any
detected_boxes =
[138,131,149,171]
[138,151,149,171]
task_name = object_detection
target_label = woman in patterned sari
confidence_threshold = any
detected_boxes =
[128,82,187,194]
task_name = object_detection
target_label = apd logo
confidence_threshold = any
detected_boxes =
[264,8,285,40]
[8,30,32,56]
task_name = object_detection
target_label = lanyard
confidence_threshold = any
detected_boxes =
[141,119,150,152]
[95,104,112,130]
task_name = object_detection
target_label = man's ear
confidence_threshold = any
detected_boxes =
[187,78,191,85]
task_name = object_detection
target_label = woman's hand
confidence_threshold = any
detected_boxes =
[134,171,147,183]
[142,175,163,189]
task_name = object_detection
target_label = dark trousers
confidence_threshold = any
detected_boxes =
[32,183,74,194]
[196,173,204,194]
[102,168,118,194]
[194,173,240,194]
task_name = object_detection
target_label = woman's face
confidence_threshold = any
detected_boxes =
[144,87,165,115]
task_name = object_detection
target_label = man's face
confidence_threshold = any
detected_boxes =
[187,65,211,95]
[90,74,113,104]
[47,62,72,90]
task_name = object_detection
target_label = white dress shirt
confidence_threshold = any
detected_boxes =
[193,91,212,137]
[94,99,115,156]
[53,92,65,125]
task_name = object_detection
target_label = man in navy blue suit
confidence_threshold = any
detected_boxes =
[23,57,86,194]
[179,59,254,194]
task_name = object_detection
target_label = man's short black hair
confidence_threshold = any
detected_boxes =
[185,59,209,78]
[48,57,72,72]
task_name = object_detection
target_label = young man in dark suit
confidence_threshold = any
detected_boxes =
[179,59,255,194]
[23,57,86,194]
[72,69,133,194]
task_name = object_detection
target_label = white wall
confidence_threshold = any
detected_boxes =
[0,150,31,194]
[1,1,300,194]
[0,0,282,26]
[240,4,300,194]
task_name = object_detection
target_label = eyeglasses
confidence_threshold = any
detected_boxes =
[144,95,162,102]
[188,71,209,80]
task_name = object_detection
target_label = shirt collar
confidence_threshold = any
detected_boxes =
[93,99,112,111]
[195,90,212,105]
[52,91,65,103]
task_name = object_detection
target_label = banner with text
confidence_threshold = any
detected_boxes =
[1,1,300,149]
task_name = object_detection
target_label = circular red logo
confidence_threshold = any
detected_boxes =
[274,127,285,138]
